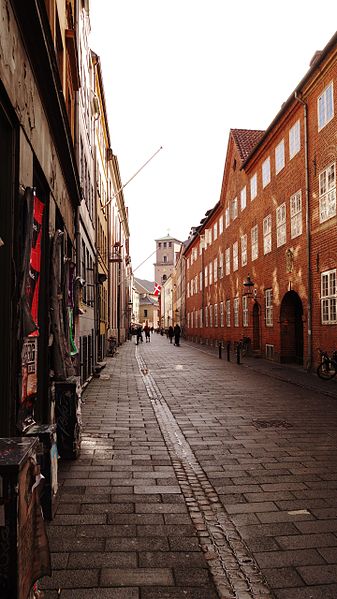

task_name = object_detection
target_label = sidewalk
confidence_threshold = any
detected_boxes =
[42,334,337,599]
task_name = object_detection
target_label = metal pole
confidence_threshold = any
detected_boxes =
[237,342,241,365]
[218,342,222,359]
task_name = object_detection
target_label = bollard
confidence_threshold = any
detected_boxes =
[227,341,230,361]
[218,342,222,359]
[237,342,241,365]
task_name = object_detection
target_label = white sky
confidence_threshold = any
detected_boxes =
[90,1,336,282]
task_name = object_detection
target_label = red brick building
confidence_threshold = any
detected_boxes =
[185,31,337,369]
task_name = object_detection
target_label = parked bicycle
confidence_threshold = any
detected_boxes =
[107,336,117,357]
[239,336,251,357]
[317,348,337,380]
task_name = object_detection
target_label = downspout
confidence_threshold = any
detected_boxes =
[294,91,312,371]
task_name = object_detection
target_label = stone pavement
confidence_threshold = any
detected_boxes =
[42,333,337,599]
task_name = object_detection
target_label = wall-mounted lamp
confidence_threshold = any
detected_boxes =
[243,274,255,296]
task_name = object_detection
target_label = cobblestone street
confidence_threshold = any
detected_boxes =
[43,334,337,599]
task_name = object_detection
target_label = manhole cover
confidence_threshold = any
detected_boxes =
[253,419,293,429]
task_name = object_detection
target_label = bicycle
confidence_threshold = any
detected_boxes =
[317,348,337,380]
[239,336,251,357]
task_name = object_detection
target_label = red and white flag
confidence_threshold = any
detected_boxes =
[153,282,161,296]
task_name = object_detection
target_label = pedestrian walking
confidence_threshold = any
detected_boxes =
[144,324,151,342]
[174,323,181,347]
[168,325,174,343]
[136,325,143,345]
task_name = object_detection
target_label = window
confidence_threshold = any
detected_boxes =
[187,281,190,298]
[194,275,198,293]
[204,265,208,287]
[200,308,203,328]
[187,313,190,328]
[163,255,167,263]
[225,206,230,228]
[163,242,167,248]
[241,234,247,266]
[205,305,209,327]
[290,190,302,238]
[276,203,286,247]
[265,288,273,326]
[191,311,194,328]
[220,301,224,327]
[321,269,337,323]
[225,247,230,275]
[242,295,248,327]
[199,271,203,290]
[205,228,212,246]
[187,257,190,269]
[233,241,238,271]
[213,222,218,240]
[250,173,257,200]
[209,261,213,286]
[219,215,224,234]
[318,82,334,131]
[169,242,172,247]
[263,214,272,254]
[289,120,300,159]
[213,258,218,283]
[275,140,285,174]
[144,309,148,317]
[226,300,231,327]
[232,197,238,220]
[214,304,218,327]
[219,252,224,278]
[262,157,271,188]
[234,297,239,327]
[209,304,213,327]
[158,242,161,249]
[240,186,247,211]
[251,225,258,261]
[319,163,336,223]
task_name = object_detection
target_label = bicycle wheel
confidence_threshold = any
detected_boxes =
[317,359,337,380]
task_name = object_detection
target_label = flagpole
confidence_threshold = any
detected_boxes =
[103,146,163,210]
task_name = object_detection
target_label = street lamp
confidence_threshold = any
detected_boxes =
[243,274,255,296]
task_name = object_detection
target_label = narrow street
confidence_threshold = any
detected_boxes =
[43,334,337,599]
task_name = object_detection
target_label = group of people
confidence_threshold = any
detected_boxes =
[168,324,181,347]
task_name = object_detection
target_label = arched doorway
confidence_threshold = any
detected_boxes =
[280,291,303,364]
[252,302,260,350]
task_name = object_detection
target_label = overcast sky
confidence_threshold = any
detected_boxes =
[90,1,336,283]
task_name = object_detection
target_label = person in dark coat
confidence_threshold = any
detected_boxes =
[174,323,181,347]
[168,325,174,343]
[144,324,151,342]
[136,326,143,345]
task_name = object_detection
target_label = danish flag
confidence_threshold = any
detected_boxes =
[153,282,161,296]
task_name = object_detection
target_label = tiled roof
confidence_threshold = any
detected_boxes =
[134,278,154,294]
[231,129,265,162]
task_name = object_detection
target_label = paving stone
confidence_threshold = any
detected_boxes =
[68,551,137,568]
[59,589,139,599]
[255,549,324,568]
[297,564,337,584]
[276,533,337,549]
[41,568,99,589]
[139,551,206,568]
[105,537,170,551]
[263,566,304,588]
[100,567,174,586]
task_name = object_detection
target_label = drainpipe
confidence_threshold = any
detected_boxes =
[294,91,312,371]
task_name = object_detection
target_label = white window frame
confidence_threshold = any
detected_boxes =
[219,215,224,235]
[213,258,218,283]
[220,301,224,327]
[225,206,230,228]
[251,225,258,261]
[275,140,285,174]
[318,81,334,131]
[225,247,230,275]
[289,120,300,159]
[290,190,302,238]
[232,197,238,220]
[276,203,286,247]
[209,304,213,327]
[234,297,239,327]
[214,303,218,327]
[219,252,224,278]
[199,271,203,290]
[319,163,336,223]
[200,308,203,328]
[242,295,248,327]
[250,173,257,200]
[241,234,247,267]
[226,299,231,327]
[263,214,272,255]
[233,241,238,272]
[262,157,271,188]
[240,186,247,211]
[321,269,337,324]
[209,261,213,286]
[213,222,218,241]
[205,305,209,327]
[265,288,273,326]
[204,265,208,288]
